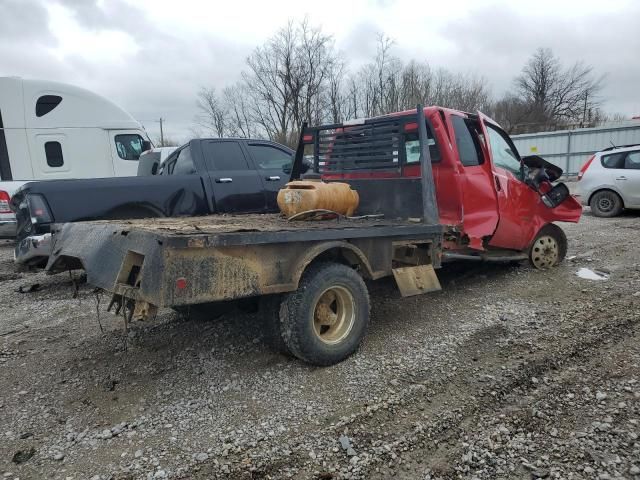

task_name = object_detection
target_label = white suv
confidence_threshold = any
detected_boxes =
[576,144,640,217]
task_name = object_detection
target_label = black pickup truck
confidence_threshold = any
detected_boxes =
[12,138,295,266]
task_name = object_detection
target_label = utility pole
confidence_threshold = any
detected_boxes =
[158,117,164,146]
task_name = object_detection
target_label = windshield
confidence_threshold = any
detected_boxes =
[485,124,522,178]
[115,134,145,161]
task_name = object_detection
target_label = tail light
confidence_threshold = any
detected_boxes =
[0,190,10,214]
[578,155,595,181]
[26,194,53,224]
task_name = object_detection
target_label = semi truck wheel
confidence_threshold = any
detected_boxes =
[280,263,370,366]
[528,224,567,270]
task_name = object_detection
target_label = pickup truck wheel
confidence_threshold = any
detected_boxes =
[528,224,567,270]
[280,263,370,366]
[590,190,623,217]
[259,295,290,355]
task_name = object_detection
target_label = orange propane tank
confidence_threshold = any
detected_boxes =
[277,180,360,218]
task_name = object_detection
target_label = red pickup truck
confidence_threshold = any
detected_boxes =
[320,107,582,268]
[45,107,581,366]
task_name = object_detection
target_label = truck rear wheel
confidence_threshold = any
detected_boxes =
[280,263,370,366]
[528,224,567,270]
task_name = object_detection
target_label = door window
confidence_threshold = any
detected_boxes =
[115,134,145,160]
[202,141,249,171]
[601,152,626,169]
[624,151,640,169]
[172,146,195,175]
[248,144,292,170]
[451,116,483,167]
[486,124,522,177]
[44,141,64,167]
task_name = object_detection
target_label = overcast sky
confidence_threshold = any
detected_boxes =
[1,0,638,143]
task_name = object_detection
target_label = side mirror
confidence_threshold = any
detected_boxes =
[142,140,152,152]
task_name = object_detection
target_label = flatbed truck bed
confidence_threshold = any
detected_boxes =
[48,212,443,306]
[45,107,445,366]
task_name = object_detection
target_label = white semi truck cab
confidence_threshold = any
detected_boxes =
[0,77,150,237]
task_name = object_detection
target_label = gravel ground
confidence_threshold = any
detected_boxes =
[1,210,639,480]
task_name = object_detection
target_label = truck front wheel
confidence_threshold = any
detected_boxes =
[280,263,370,366]
[528,224,567,270]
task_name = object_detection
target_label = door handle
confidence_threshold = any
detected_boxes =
[616,176,627,180]
[266,176,281,181]
[215,177,233,183]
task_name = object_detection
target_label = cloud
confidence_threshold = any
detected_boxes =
[0,0,638,144]
[435,4,640,114]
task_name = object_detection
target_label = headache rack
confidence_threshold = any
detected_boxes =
[290,105,439,224]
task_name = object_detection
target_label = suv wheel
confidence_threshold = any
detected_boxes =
[590,190,623,217]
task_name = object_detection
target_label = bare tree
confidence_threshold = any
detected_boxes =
[347,37,491,117]
[239,19,342,146]
[223,84,255,138]
[195,87,227,137]
[514,48,603,128]
[194,23,612,143]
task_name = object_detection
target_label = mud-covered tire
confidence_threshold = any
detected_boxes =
[590,190,623,217]
[528,224,567,270]
[259,294,290,355]
[280,263,370,366]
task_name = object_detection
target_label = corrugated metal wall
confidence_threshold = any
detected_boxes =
[511,123,640,175]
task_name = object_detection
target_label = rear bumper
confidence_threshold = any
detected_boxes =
[0,218,17,238]
[14,233,52,265]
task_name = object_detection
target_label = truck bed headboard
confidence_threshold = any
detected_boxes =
[291,106,439,223]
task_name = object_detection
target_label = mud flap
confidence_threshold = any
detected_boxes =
[392,264,441,297]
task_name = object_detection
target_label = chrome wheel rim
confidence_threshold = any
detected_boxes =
[531,235,559,269]
[312,286,355,345]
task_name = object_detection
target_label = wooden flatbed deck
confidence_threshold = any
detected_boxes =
[89,213,426,236]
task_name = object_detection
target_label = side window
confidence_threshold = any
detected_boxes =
[248,144,292,170]
[36,95,62,117]
[202,141,249,171]
[172,146,195,175]
[601,153,625,169]
[44,141,64,167]
[624,151,640,170]
[159,151,179,175]
[451,115,482,167]
[403,123,441,164]
[115,134,145,160]
[486,124,521,176]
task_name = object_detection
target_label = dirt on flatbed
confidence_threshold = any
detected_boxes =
[84,213,422,236]
[1,210,639,480]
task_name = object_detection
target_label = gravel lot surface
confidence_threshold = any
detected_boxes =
[1,211,639,480]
